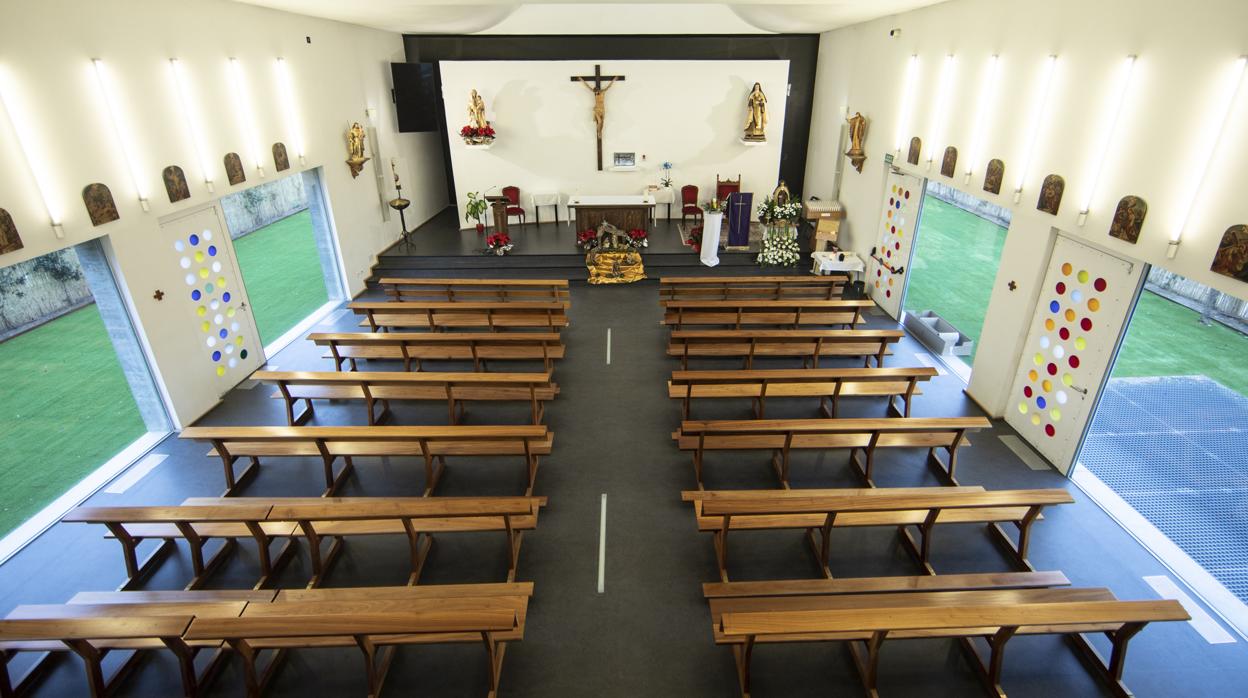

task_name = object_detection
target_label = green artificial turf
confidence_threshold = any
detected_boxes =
[0,305,146,536]
[232,210,331,348]
[1111,290,1248,396]
[902,196,1008,361]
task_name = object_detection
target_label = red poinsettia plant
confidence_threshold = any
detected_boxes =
[685,225,703,253]
[485,232,511,249]
[627,228,647,242]
[460,124,497,144]
[576,229,597,248]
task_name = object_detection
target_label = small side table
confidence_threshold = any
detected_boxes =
[811,250,864,281]
[647,187,675,222]
[530,192,561,225]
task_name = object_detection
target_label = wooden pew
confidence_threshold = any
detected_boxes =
[310,331,565,373]
[718,593,1188,698]
[57,584,530,698]
[349,301,570,332]
[668,330,904,370]
[0,616,195,698]
[2,599,250,698]
[681,487,1075,580]
[179,424,553,497]
[668,367,938,420]
[659,275,849,302]
[673,417,990,489]
[59,504,296,592]
[661,299,875,330]
[63,497,545,590]
[185,605,519,698]
[252,370,559,426]
[377,277,569,303]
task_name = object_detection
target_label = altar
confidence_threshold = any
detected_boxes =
[567,195,656,233]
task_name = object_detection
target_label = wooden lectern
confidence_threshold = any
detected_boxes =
[486,196,510,235]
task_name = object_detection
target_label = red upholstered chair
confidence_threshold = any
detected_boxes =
[502,185,526,225]
[681,184,702,224]
[715,174,741,202]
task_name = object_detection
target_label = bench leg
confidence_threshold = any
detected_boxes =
[160,637,200,698]
[731,637,755,697]
[353,635,384,698]
[406,533,435,585]
[422,456,448,497]
[847,447,876,488]
[221,456,261,498]
[486,640,509,698]
[1063,623,1147,698]
[184,537,238,591]
[802,527,835,579]
[481,632,500,697]
[897,510,941,576]
[955,627,1016,697]
[846,631,888,698]
[110,528,174,591]
[226,640,263,698]
[62,641,106,698]
[987,507,1043,572]
[524,455,540,497]
[926,447,961,486]
[322,455,355,497]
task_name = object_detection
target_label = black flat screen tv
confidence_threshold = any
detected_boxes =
[390,62,438,133]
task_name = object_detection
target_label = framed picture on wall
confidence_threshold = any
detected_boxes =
[613,152,636,168]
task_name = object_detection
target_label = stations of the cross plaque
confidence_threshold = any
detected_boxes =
[570,64,626,171]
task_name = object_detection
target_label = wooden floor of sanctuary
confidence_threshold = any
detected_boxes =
[0,277,1241,697]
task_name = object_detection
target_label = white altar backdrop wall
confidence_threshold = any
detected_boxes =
[440,60,789,228]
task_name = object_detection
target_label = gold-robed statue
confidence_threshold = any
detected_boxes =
[345,122,370,178]
[845,111,868,173]
[586,222,646,284]
[743,82,768,142]
[468,89,488,130]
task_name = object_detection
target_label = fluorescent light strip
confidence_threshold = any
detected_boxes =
[894,55,920,154]
[275,58,306,164]
[927,54,957,168]
[92,59,149,210]
[0,66,64,235]
[169,59,215,191]
[1170,56,1247,249]
[1014,55,1059,200]
[965,55,1001,181]
[1078,56,1137,222]
[228,57,264,176]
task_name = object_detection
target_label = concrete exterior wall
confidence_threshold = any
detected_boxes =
[221,176,306,239]
[0,251,91,337]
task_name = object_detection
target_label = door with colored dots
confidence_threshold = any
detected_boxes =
[158,206,265,391]
[869,171,926,319]
[1003,235,1143,472]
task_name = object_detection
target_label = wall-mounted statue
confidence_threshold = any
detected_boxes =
[1211,224,1248,283]
[273,142,290,172]
[346,122,370,178]
[224,152,246,186]
[1108,196,1148,244]
[468,89,488,130]
[0,208,22,255]
[907,136,922,165]
[1036,174,1065,215]
[940,147,958,178]
[163,165,191,203]
[743,82,768,142]
[983,159,1005,195]
[844,111,867,173]
[82,183,119,226]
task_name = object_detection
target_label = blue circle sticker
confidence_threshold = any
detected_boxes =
[222,292,231,303]
[191,290,201,301]
[1049,300,1060,313]
[211,351,221,362]
[208,245,217,256]
[219,329,228,339]
[189,234,200,246]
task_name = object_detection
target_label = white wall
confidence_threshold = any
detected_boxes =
[476,4,771,35]
[440,60,788,226]
[0,0,447,425]
[805,0,1248,417]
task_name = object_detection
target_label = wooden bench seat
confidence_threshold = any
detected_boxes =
[185,605,519,698]
[681,487,1074,580]
[349,301,570,332]
[179,425,553,497]
[252,370,559,426]
[662,299,875,329]
[668,330,904,370]
[718,591,1188,697]
[668,367,938,419]
[310,331,566,372]
[674,417,991,489]
[63,497,545,591]
[659,275,849,302]
[378,277,570,303]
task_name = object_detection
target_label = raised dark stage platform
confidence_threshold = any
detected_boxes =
[372,207,812,281]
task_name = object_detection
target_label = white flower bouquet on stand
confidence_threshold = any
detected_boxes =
[757,228,801,266]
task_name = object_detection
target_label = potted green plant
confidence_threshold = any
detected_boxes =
[465,191,489,233]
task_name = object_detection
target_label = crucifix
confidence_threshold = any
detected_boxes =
[570,64,626,171]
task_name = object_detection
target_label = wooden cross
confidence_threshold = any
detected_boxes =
[570,64,626,171]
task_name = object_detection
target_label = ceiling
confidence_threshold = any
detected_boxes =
[229,1,949,35]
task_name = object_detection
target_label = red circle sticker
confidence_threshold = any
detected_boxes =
[885,290,892,298]
[1094,278,1107,292]
[1024,386,1033,397]
[1069,355,1081,368]
[1045,424,1056,437]
[1055,282,1066,294]
[1047,363,1057,376]
[1059,327,1070,340]
[904,191,910,199]
[1081,318,1093,331]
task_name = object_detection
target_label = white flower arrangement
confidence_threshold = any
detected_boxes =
[757,228,801,266]
[758,196,803,225]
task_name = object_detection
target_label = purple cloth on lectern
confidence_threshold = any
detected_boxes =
[726,192,753,247]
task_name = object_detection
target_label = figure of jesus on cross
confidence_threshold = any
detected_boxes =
[570,64,626,171]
